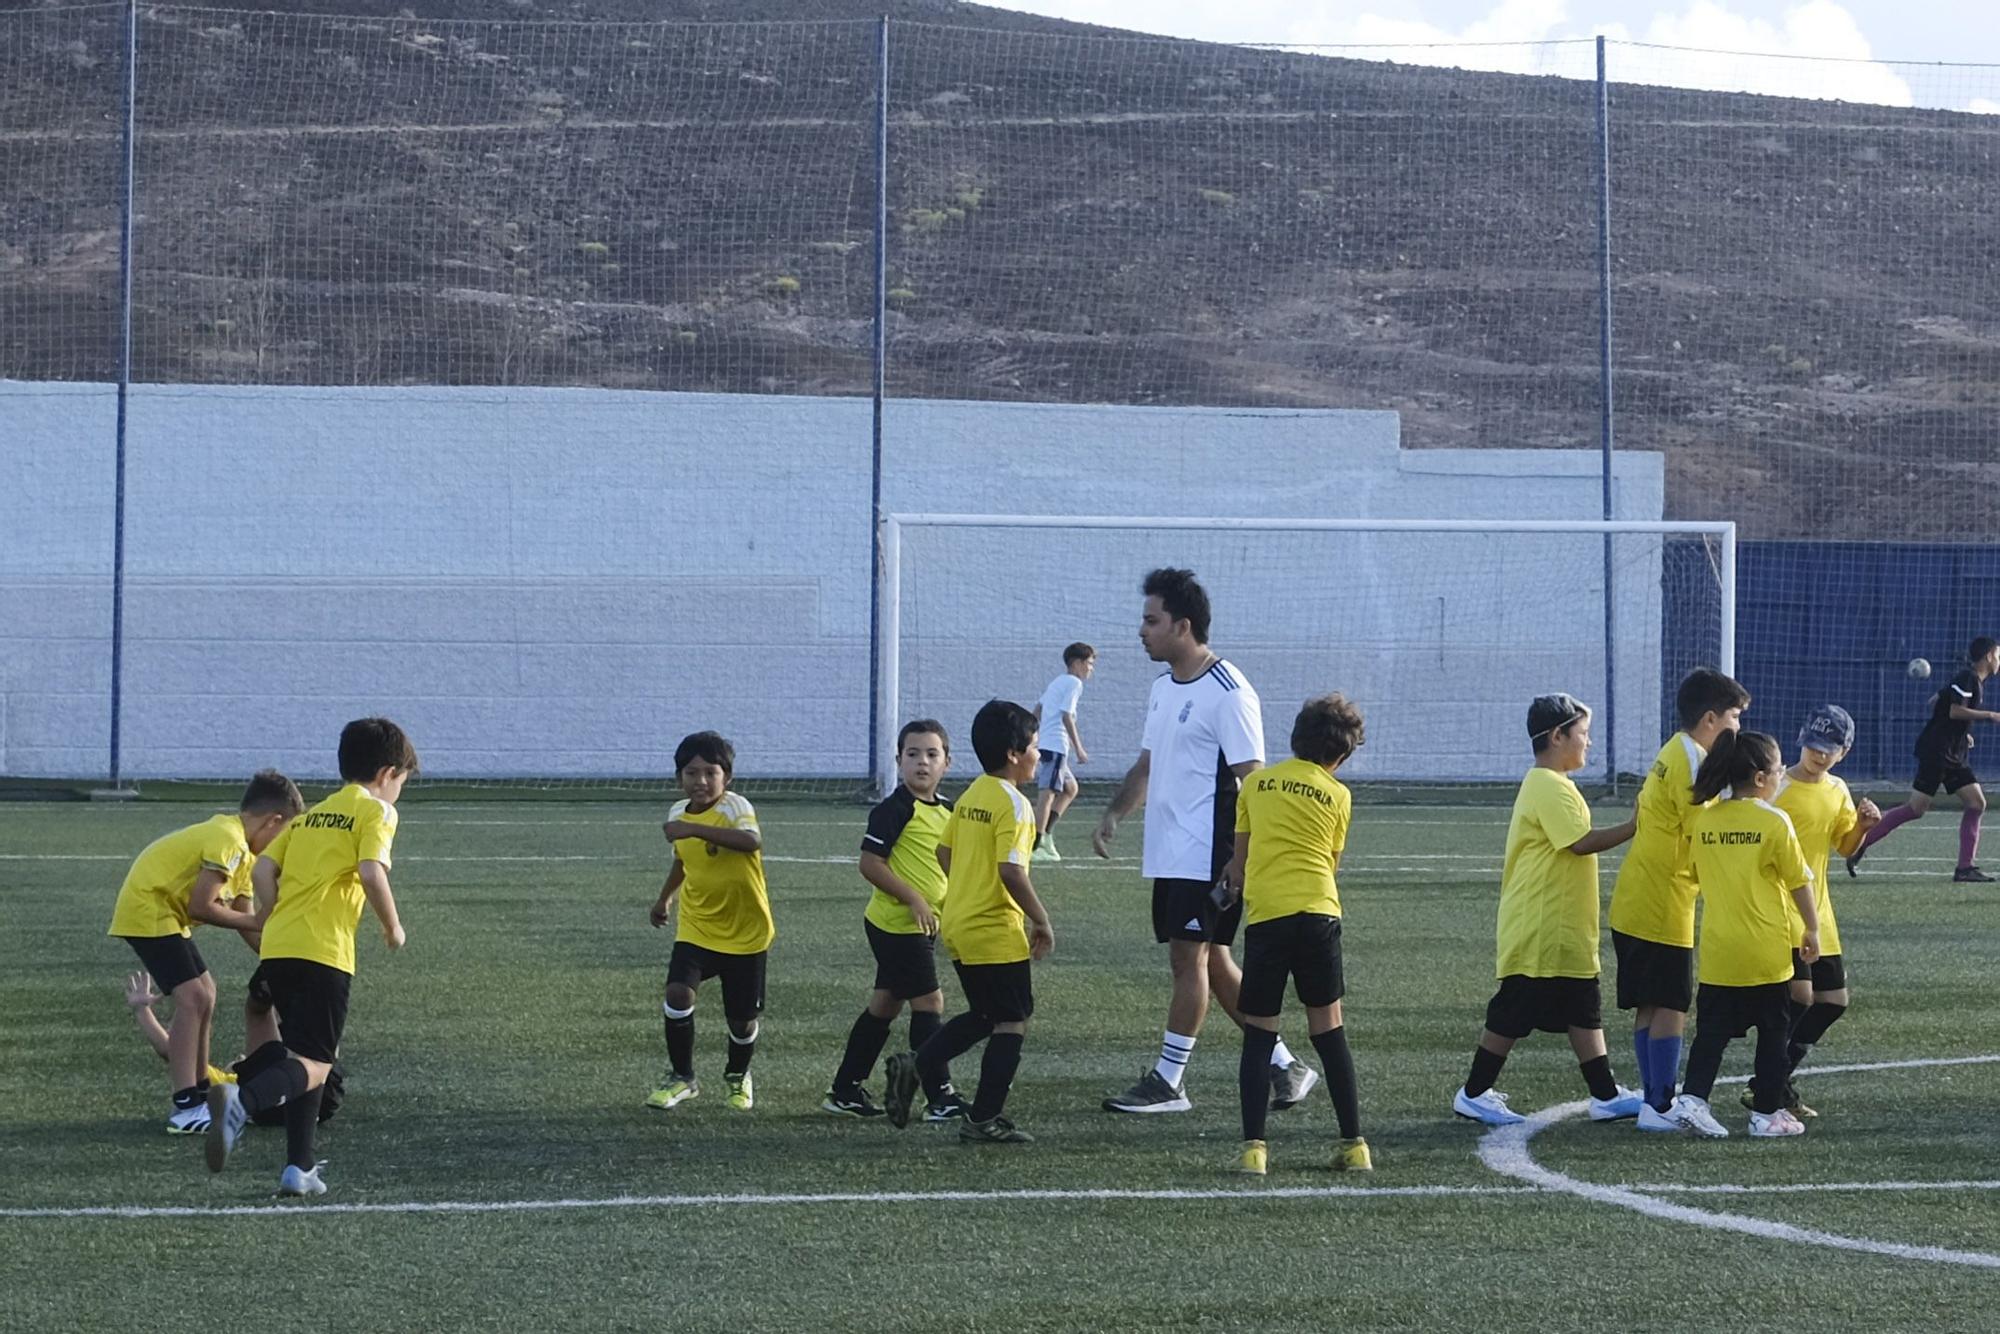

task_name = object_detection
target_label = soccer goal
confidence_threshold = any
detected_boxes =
[875,515,1735,795]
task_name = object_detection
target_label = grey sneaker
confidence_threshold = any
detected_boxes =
[1102,1069,1192,1114]
[883,1052,921,1129]
[959,1115,1034,1144]
[1270,1061,1319,1111]
[1953,865,1994,883]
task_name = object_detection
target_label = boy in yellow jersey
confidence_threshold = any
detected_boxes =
[1757,705,1880,1117]
[824,720,969,1120]
[1222,694,1372,1176]
[1666,730,1821,1139]
[1608,667,1749,1125]
[646,731,772,1114]
[207,719,414,1196]
[106,770,303,1134]
[1452,695,1643,1128]
[884,700,1053,1144]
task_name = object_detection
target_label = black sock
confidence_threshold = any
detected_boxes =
[1239,1027,1279,1142]
[1578,1053,1618,1102]
[909,1009,951,1100]
[1751,1018,1789,1114]
[969,1032,1024,1123]
[663,1008,695,1079]
[284,1088,322,1170]
[1464,1045,1507,1099]
[725,1022,758,1077]
[1310,1028,1362,1138]
[919,1012,992,1087]
[1044,809,1061,832]
[1681,1026,1728,1101]
[1786,1001,1847,1075]
[832,1012,893,1092]
[240,1056,310,1116]
[172,1085,204,1110]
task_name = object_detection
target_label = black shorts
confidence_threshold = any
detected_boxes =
[1612,930,1695,1013]
[1153,877,1242,947]
[1238,913,1345,1017]
[1914,753,1978,797]
[1484,975,1604,1039]
[247,957,352,1065]
[1694,981,1792,1041]
[866,920,940,1000]
[1808,953,1847,992]
[121,934,208,994]
[667,940,768,1020]
[953,960,1034,1024]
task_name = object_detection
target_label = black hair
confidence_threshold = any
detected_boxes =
[1528,695,1592,755]
[1291,693,1365,767]
[1689,728,1780,804]
[1674,667,1751,732]
[1142,567,1212,645]
[337,718,419,784]
[1063,641,1096,666]
[1972,637,1998,662]
[240,769,304,817]
[897,718,950,754]
[674,730,735,778]
[971,699,1038,774]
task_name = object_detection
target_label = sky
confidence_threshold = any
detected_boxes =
[977,1,2000,110]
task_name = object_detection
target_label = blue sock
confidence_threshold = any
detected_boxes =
[1632,1026,1652,1099]
[1647,1034,1683,1110]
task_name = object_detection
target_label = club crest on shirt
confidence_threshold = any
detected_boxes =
[1178,701,1192,723]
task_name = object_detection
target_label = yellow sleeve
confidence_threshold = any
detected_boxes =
[1234,783,1252,835]
[940,808,958,853]
[198,823,245,876]
[1541,779,1594,852]
[1329,787,1351,855]
[357,802,397,867]
[1770,822,1812,890]
[263,822,296,870]
[994,795,1026,867]
[1833,783,1858,843]
[725,794,760,832]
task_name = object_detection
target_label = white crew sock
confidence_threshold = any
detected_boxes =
[1270,1037,1296,1069]
[1154,1031,1197,1088]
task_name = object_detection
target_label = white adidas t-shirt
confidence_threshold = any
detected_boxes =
[1140,658,1265,881]
[1037,672,1084,756]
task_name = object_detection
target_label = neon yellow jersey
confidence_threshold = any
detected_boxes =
[671,792,773,955]
[1608,733,1709,948]
[1495,767,1600,979]
[1691,799,1812,988]
[938,774,1035,965]
[1773,771,1856,956]
[861,785,951,935]
[260,785,397,976]
[107,814,251,939]
[1234,758,1349,925]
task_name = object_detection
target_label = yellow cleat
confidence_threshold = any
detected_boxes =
[644,1077,698,1110]
[1235,1140,1268,1176]
[725,1072,755,1111]
[1334,1137,1374,1172]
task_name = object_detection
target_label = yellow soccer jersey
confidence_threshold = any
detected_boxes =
[938,773,1036,966]
[861,785,952,935]
[259,784,398,976]
[671,791,774,955]
[1234,757,1349,925]
[1774,771,1857,957]
[1691,798,1812,988]
[1608,732,1709,948]
[107,813,251,939]
[1495,766,1601,979]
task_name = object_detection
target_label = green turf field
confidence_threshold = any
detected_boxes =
[5,794,1999,1331]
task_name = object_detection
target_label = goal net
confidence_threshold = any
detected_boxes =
[878,515,1734,794]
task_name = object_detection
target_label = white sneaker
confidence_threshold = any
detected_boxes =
[1667,1093,1729,1139]
[1040,837,1062,863]
[1453,1086,1525,1126]
[1749,1107,1806,1138]
[277,1162,328,1197]
[1587,1085,1645,1122]
[1635,1101,1681,1132]
[166,1103,211,1136]
[205,1083,248,1172]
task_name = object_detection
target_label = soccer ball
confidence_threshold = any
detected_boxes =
[1909,658,1932,680]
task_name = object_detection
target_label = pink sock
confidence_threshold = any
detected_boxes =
[1960,808,1983,869]
[1862,803,1921,850]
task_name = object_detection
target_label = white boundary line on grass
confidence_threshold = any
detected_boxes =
[1478,1053,2000,1271]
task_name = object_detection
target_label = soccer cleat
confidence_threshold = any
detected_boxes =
[1235,1140,1269,1176]
[724,1072,755,1111]
[1039,837,1062,863]
[822,1086,887,1119]
[1635,1102,1682,1133]
[924,1091,971,1122]
[277,1163,329,1197]
[643,1076,698,1110]
[204,1083,247,1172]
[1749,1107,1807,1138]
[959,1115,1033,1144]
[1953,865,1994,883]
[1452,1086,1525,1126]
[1844,847,1865,878]
[1666,1094,1729,1138]
[166,1103,211,1136]
[883,1051,921,1129]
[1103,1069,1193,1114]
[1334,1137,1374,1172]
[1587,1085,1645,1122]
[1738,1082,1816,1118]
[1270,1061,1319,1111]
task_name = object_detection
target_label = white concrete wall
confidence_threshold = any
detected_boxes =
[0,382,1674,782]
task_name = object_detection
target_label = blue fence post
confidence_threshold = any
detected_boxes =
[1595,35,1618,793]
[108,0,138,787]
[866,15,890,792]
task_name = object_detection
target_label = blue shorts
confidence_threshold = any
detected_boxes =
[1034,749,1074,791]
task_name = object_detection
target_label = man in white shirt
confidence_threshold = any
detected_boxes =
[1031,642,1095,862]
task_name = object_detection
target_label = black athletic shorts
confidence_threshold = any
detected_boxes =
[1914,753,1978,797]
[1152,877,1242,947]
[247,957,352,1065]
[1791,949,1812,984]
[866,920,940,1000]
[1612,929,1695,1013]
[1809,953,1847,992]
[1484,975,1604,1039]
[1694,981,1792,1042]
[1238,913,1344,1017]
[953,960,1034,1024]
[667,940,768,1020]
[121,934,208,994]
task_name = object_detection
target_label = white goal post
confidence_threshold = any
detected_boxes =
[876,514,1735,798]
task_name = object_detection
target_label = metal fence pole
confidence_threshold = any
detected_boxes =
[108,0,138,787]
[866,15,890,791]
[1596,35,1618,794]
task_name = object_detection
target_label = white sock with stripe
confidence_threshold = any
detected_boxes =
[1154,1031,1197,1088]
[1270,1037,1296,1069]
